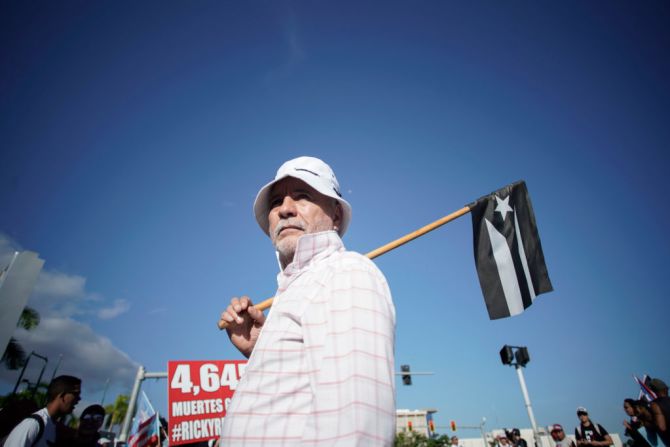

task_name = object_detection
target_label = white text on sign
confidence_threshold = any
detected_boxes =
[170,362,247,395]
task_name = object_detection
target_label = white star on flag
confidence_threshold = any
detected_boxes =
[494,195,513,220]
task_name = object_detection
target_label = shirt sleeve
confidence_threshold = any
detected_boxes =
[4,417,40,447]
[301,255,396,445]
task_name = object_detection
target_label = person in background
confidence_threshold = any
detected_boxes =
[623,399,652,447]
[4,375,81,447]
[497,435,511,447]
[550,424,575,447]
[574,407,613,447]
[452,436,464,447]
[650,378,670,446]
[637,400,664,447]
[511,428,528,447]
[72,404,105,447]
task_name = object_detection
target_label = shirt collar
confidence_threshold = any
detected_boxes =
[278,230,344,277]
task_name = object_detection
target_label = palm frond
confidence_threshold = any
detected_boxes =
[1,337,27,370]
[18,306,40,330]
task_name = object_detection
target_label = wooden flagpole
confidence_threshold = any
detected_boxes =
[217,205,471,330]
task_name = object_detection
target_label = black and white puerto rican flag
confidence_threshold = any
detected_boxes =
[469,181,553,320]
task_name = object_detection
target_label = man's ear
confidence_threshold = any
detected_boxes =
[332,201,343,229]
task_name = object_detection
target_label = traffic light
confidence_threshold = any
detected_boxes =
[401,364,412,385]
[450,420,457,431]
[407,420,413,431]
[429,420,435,432]
[515,347,530,366]
[500,345,514,365]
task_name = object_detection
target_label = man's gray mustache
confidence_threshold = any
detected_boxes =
[274,220,306,238]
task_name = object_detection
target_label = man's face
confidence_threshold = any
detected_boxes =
[268,177,340,263]
[452,437,459,444]
[551,429,565,441]
[61,386,81,414]
[578,412,589,423]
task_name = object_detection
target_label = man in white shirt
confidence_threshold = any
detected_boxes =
[550,424,576,447]
[219,156,396,446]
[4,375,81,447]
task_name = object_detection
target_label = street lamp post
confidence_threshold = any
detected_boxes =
[499,345,540,447]
[30,352,48,402]
[12,351,48,396]
[101,378,110,406]
[50,354,63,383]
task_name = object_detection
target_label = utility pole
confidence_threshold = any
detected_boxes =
[30,352,48,401]
[50,354,63,383]
[119,366,168,443]
[500,345,540,447]
[100,378,110,406]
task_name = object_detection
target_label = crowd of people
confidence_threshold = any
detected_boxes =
[491,378,669,447]
[0,374,109,447]
[3,376,665,447]
[621,378,670,447]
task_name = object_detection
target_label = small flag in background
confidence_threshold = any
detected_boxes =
[128,391,160,447]
[634,374,657,402]
[469,181,553,319]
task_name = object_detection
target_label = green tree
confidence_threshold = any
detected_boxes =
[105,394,130,431]
[395,432,451,447]
[0,385,46,410]
[1,306,40,370]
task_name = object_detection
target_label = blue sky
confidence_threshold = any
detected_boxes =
[1,0,669,437]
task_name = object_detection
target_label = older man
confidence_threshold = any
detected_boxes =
[219,156,396,446]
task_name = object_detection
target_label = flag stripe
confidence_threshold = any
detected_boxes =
[485,218,524,316]
[634,375,657,401]
[514,208,536,301]
[128,391,160,447]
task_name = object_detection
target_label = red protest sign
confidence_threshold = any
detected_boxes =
[167,360,247,446]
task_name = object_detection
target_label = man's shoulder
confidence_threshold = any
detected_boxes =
[331,250,387,276]
[18,409,47,427]
[4,408,48,444]
[34,407,49,419]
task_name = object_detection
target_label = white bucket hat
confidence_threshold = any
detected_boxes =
[253,156,352,236]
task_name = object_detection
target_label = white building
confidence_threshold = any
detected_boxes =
[396,408,438,437]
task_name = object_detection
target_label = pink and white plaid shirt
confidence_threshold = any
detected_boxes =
[221,231,396,446]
